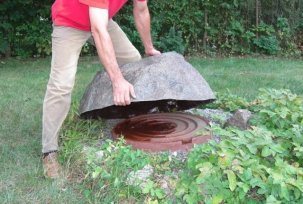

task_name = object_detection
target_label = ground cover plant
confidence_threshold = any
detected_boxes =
[67,88,302,203]
[175,89,303,203]
[0,57,302,203]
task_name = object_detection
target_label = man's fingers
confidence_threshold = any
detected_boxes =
[118,94,125,106]
[113,95,118,105]
[114,90,132,106]
[114,92,123,106]
[130,85,136,99]
[116,91,127,106]
[153,50,161,55]
[112,79,136,106]
[114,95,120,106]
[146,48,161,56]
[124,92,130,105]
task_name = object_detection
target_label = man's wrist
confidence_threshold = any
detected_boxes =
[110,73,124,84]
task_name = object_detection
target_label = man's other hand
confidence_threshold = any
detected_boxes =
[112,77,136,106]
[145,48,161,56]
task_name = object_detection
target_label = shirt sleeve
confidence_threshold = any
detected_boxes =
[79,0,109,9]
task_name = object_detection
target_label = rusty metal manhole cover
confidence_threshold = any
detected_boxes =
[112,112,211,152]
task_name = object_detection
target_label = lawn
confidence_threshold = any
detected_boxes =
[0,56,302,203]
[191,57,303,99]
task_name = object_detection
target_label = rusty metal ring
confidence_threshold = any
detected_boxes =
[112,112,211,152]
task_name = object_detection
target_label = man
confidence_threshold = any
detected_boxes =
[42,0,160,178]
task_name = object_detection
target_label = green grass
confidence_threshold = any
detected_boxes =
[190,57,303,99]
[0,57,100,203]
[0,56,302,203]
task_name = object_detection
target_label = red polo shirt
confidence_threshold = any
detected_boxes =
[52,0,145,31]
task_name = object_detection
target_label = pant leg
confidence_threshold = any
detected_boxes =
[42,26,91,153]
[107,20,142,65]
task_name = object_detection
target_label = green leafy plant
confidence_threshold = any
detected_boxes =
[83,138,151,202]
[176,89,303,203]
[253,36,281,55]
[1,0,302,57]
[142,180,166,200]
[251,89,303,164]
[154,27,186,54]
[176,125,303,203]
[0,0,52,57]
[276,18,291,38]
[204,91,250,112]
[251,89,303,130]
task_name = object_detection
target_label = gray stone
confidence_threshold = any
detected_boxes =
[225,109,252,129]
[95,150,104,160]
[79,52,215,119]
[126,164,154,188]
[169,150,188,162]
[185,108,232,126]
[103,119,123,139]
[157,175,172,196]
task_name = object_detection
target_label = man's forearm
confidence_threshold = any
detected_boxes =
[89,8,124,83]
[133,1,154,53]
[91,26,123,82]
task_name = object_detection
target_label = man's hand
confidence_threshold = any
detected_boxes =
[145,47,161,56]
[112,77,136,106]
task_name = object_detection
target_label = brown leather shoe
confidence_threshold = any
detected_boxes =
[43,151,61,179]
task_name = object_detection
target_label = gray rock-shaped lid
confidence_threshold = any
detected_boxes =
[79,52,215,119]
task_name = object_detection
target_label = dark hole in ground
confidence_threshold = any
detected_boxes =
[80,99,214,119]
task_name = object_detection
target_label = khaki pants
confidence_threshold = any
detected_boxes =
[42,20,141,153]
